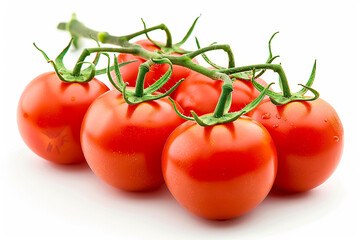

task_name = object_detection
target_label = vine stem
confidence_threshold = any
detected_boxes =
[184,44,235,68]
[57,16,172,47]
[58,16,237,82]
[219,63,292,98]
[56,16,294,119]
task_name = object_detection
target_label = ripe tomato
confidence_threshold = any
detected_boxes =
[162,118,277,220]
[116,39,197,93]
[17,72,109,164]
[172,70,269,116]
[248,98,344,192]
[81,89,185,191]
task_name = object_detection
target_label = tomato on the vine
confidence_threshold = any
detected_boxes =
[116,39,197,93]
[17,72,109,164]
[172,69,269,116]
[162,117,277,220]
[248,98,343,192]
[81,89,185,191]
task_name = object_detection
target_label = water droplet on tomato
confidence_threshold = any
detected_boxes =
[276,114,281,119]
[272,124,279,128]
[71,96,76,101]
[324,119,328,123]
[261,113,271,119]
[334,136,340,142]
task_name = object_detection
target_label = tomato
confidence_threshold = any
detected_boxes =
[115,39,197,93]
[80,89,185,191]
[172,69,269,116]
[17,72,109,164]
[162,117,277,220]
[248,98,344,192]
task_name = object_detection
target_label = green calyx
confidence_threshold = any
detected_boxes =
[251,60,319,105]
[34,39,97,83]
[105,54,182,105]
[34,38,135,83]
[170,72,273,127]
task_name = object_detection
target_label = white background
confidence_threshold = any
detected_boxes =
[1,0,359,239]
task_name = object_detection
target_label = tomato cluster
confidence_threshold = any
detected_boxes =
[18,19,344,221]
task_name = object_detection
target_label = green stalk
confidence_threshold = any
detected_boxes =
[185,44,235,68]
[212,74,233,118]
[134,60,153,97]
[219,63,291,98]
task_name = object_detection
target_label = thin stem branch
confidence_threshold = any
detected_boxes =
[219,64,291,97]
[184,44,235,68]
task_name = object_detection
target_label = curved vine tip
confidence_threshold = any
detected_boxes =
[141,18,165,49]
[174,15,201,49]
[296,59,317,96]
[195,37,224,70]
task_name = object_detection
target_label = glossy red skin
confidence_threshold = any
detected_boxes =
[162,118,277,220]
[17,72,109,164]
[248,98,344,192]
[173,70,269,116]
[81,89,185,191]
[116,39,198,93]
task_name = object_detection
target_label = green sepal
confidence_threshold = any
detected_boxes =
[143,58,173,95]
[95,59,137,76]
[195,38,224,70]
[169,80,273,127]
[173,15,201,52]
[141,18,164,50]
[34,39,96,83]
[123,79,184,105]
[103,53,138,91]
[190,111,243,127]
[251,60,319,105]
[107,54,183,105]
[141,16,200,55]
[230,32,280,81]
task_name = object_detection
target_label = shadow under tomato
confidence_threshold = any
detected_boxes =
[46,160,91,173]
[190,207,259,228]
[268,188,315,200]
[188,189,316,227]
[110,184,171,201]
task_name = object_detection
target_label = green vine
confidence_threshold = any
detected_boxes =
[38,14,319,126]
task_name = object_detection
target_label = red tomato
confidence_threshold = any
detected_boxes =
[248,98,344,192]
[81,89,185,191]
[162,118,277,220]
[17,72,109,164]
[116,39,197,93]
[172,70,269,116]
